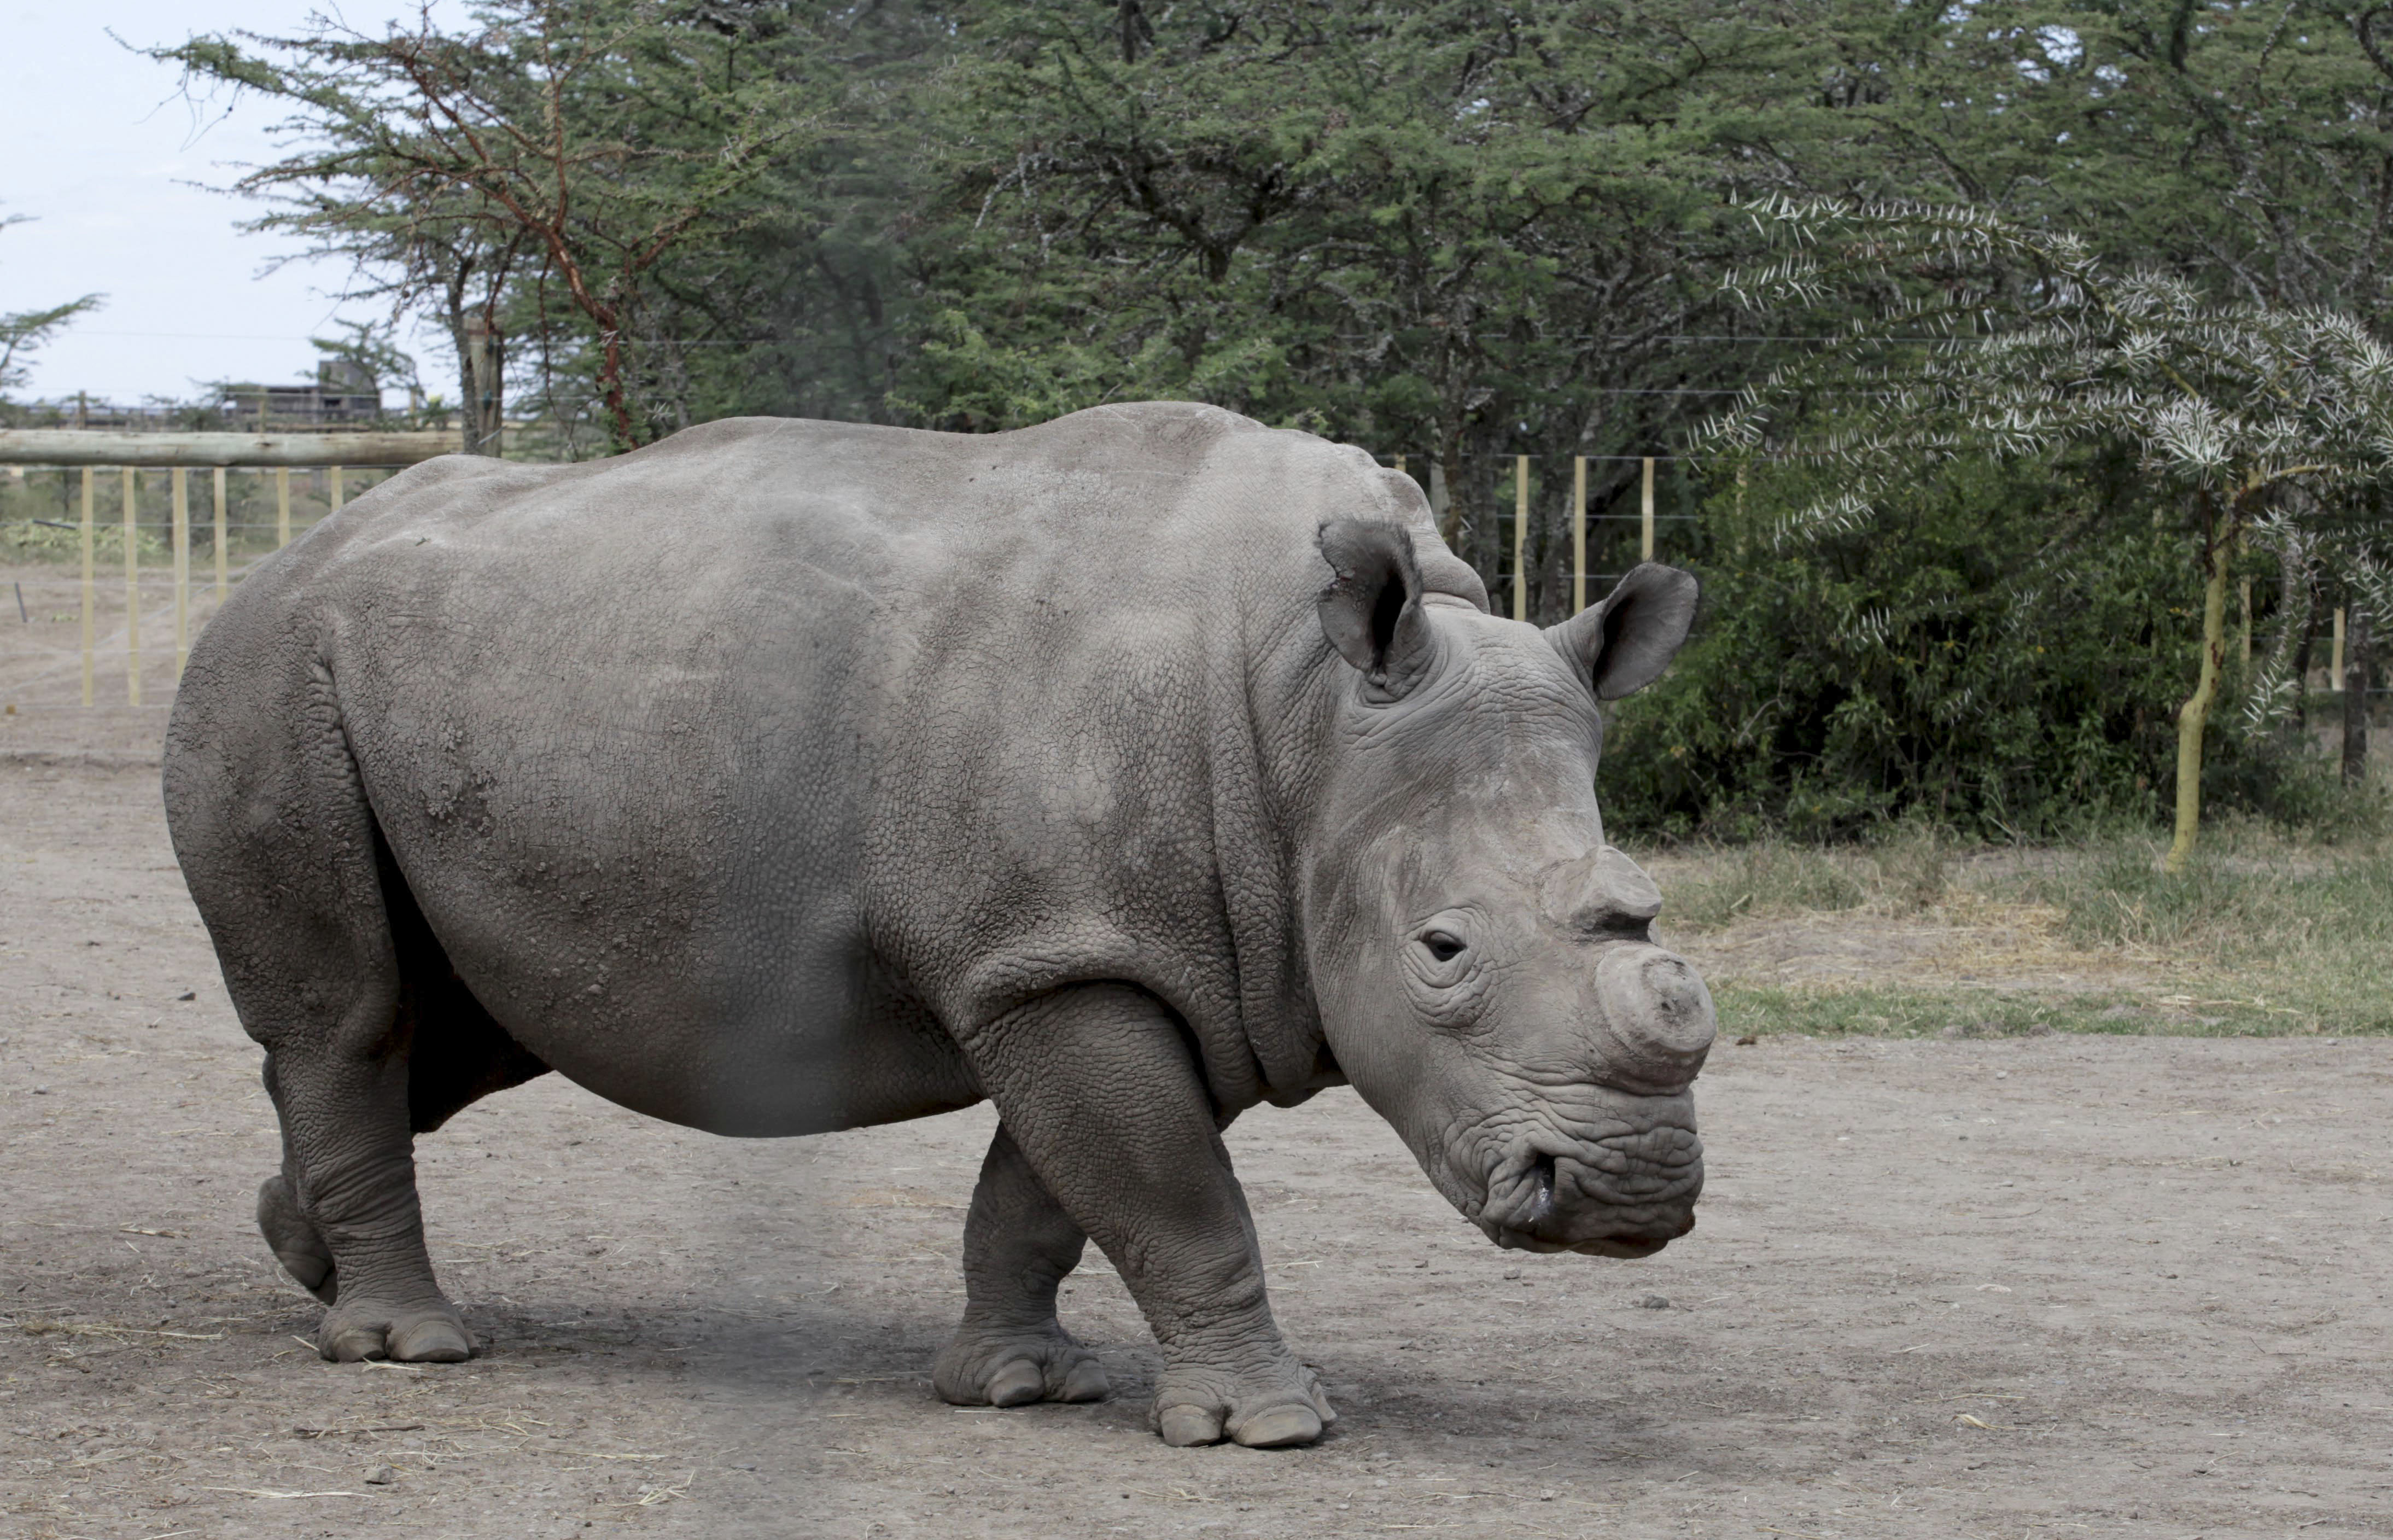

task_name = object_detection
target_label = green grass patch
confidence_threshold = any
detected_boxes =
[1668,821,2393,1039]
[1711,983,2390,1040]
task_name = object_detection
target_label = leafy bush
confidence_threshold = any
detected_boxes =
[1600,454,2351,842]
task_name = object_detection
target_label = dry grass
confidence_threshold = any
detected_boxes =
[1639,823,2393,1037]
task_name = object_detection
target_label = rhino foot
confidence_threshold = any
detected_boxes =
[1153,1361,1336,1449]
[256,1175,339,1305]
[934,1324,1108,1407]
[314,1296,474,1364]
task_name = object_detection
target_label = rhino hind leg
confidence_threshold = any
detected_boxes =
[171,676,474,1366]
[238,866,477,1362]
[256,1159,336,1304]
[247,857,544,1320]
[386,851,552,1138]
[934,1125,1109,1408]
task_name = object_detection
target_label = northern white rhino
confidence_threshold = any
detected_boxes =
[163,402,1713,1449]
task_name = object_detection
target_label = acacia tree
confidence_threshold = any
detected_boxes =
[0,217,102,399]
[1702,197,2393,870]
[902,0,1878,612]
[220,172,521,450]
[160,2,815,450]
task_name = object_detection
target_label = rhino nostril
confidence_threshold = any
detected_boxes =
[1526,1153,1557,1226]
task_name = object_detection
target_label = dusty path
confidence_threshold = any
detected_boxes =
[3,761,2388,1538]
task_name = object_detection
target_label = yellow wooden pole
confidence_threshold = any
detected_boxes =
[122,468,140,705]
[1513,454,1530,622]
[78,468,94,707]
[1394,453,1406,477]
[1571,455,1588,613]
[2334,607,2347,688]
[329,465,345,520]
[212,466,228,604]
[172,467,190,679]
[1640,456,1656,563]
[276,466,291,548]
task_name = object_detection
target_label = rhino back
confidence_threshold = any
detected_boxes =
[173,405,1446,1129]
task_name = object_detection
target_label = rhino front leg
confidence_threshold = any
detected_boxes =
[966,983,1333,1448]
[933,1125,1110,1407]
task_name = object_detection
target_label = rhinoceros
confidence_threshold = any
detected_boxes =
[162,402,1712,1448]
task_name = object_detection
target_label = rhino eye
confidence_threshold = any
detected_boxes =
[1421,931,1467,964]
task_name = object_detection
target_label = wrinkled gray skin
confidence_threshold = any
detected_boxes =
[162,403,1713,1450]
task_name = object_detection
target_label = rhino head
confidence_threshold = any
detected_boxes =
[1303,520,1712,1258]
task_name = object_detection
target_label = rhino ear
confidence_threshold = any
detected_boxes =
[1546,562,1699,699]
[1316,519,1437,698]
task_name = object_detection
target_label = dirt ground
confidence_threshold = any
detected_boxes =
[4,758,2390,1540]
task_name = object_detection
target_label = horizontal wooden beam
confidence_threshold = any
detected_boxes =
[0,429,460,467]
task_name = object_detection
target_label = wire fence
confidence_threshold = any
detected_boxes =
[3,448,2379,730]
[1,464,399,710]
[5,449,1708,713]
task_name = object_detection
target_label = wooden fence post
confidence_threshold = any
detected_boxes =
[1572,456,1588,613]
[2334,607,2347,688]
[330,465,345,518]
[1640,457,1656,563]
[172,467,190,679]
[2345,608,2374,782]
[122,467,140,705]
[1512,456,1531,621]
[79,467,94,707]
[276,467,291,548]
[212,466,228,603]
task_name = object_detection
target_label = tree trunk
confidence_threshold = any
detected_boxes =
[444,260,504,459]
[2343,606,2371,784]
[462,317,504,458]
[2291,582,2316,729]
[1429,459,1456,548]
[2164,530,2231,874]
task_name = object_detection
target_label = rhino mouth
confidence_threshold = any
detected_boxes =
[1477,1136,1702,1256]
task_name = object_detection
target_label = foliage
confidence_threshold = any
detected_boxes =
[1693,197,2393,864]
[158,2,831,450]
[900,0,1896,604]
[0,215,102,397]
[1603,454,2219,841]
[127,0,2393,837]
[1703,198,2393,523]
[0,516,164,562]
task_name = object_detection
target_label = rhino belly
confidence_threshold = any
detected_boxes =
[326,522,966,1136]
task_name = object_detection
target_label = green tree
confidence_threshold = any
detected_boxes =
[1599,454,2205,841]
[1702,197,2393,868]
[159,2,823,450]
[900,0,1905,612]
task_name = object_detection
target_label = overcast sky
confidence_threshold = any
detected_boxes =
[2,4,465,405]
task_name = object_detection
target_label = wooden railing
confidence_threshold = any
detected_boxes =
[2,430,462,711]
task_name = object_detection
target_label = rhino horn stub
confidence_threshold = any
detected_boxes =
[1540,845,1663,935]
[1316,518,1437,698]
[1592,944,1718,1094]
[1546,562,1699,699]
